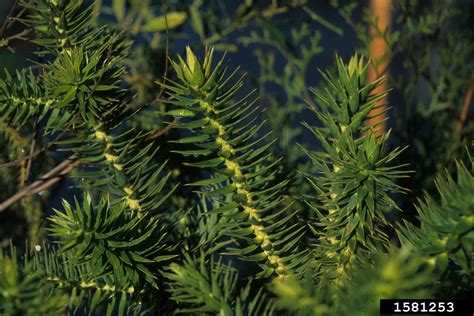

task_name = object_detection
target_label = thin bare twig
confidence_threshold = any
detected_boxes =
[141,1,173,141]
[151,0,170,105]
[0,127,70,168]
[456,71,474,137]
[0,154,80,212]
[0,0,19,37]
[0,114,175,210]
[145,119,177,141]
[0,1,172,211]
[23,119,39,186]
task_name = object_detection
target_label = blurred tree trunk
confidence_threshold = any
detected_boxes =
[365,0,392,136]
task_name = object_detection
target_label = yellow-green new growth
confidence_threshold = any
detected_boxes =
[170,46,216,88]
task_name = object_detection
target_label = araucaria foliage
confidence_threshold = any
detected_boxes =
[0,0,472,315]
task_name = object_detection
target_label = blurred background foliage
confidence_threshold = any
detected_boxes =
[1,0,472,248]
[0,0,472,314]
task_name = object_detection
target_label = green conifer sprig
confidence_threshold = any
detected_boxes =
[0,70,54,128]
[0,247,69,315]
[272,246,434,316]
[175,195,234,256]
[0,1,131,136]
[1,244,149,315]
[1,3,180,310]
[21,0,99,51]
[49,193,177,289]
[163,253,274,315]
[0,0,472,312]
[66,129,176,216]
[14,0,175,217]
[162,47,308,278]
[398,159,474,290]
[302,55,409,283]
[43,39,130,128]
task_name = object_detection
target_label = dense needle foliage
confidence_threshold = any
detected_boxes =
[0,0,472,315]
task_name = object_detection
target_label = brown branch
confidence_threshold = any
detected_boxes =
[0,111,172,210]
[0,0,19,37]
[456,71,474,137]
[145,119,177,141]
[0,2,171,211]
[0,154,80,212]
[1,28,32,53]
[142,2,172,141]
[0,140,51,168]
[0,127,71,168]
[0,111,173,210]
[23,119,39,186]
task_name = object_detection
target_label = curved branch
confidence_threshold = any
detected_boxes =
[0,154,80,212]
[456,71,474,136]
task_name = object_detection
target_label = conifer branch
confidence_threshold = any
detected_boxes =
[163,47,308,278]
[0,0,471,313]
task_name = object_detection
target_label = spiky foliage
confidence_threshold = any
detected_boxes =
[1,0,472,313]
[0,244,149,315]
[163,47,308,278]
[0,70,52,128]
[49,194,176,291]
[336,246,434,316]
[21,0,100,51]
[5,0,176,212]
[398,159,474,293]
[0,247,68,315]
[332,0,474,215]
[302,56,409,283]
[1,0,126,132]
[164,254,274,315]
[1,0,177,312]
[0,0,108,129]
[176,195,233,257]
[272,246,434,316]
